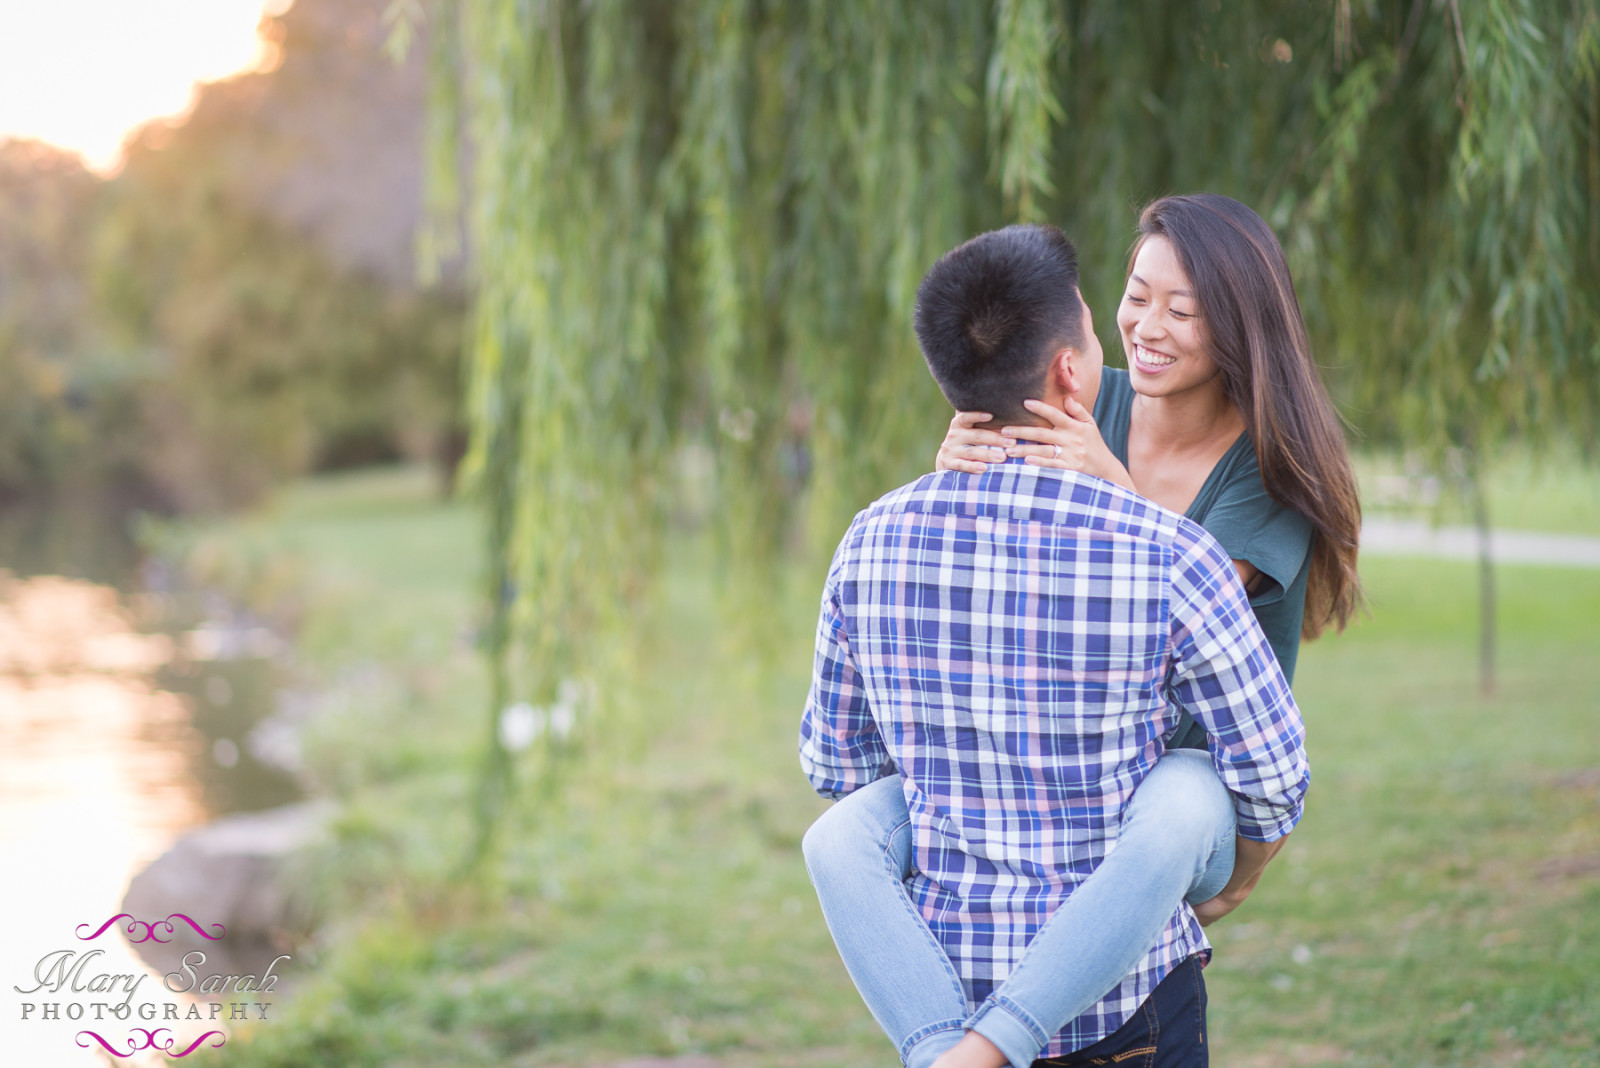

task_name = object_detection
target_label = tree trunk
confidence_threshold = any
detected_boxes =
[1464,462,1497,697]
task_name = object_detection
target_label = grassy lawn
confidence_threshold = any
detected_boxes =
[1207,558,1600,1067]
[177,461,1598,1067]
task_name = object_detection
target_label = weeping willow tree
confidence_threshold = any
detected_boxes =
[412,0,1600,853]
[1296,0,1600,692]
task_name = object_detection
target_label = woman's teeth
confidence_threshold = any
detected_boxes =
[1137,345,1175,366]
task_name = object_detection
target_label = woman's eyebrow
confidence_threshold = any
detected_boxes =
[1128,272,1194,299]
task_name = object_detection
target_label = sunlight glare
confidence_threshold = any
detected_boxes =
[0,0,292,173]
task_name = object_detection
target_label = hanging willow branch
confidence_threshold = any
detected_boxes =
[427,0,1600,855]
[987,0,1065,222]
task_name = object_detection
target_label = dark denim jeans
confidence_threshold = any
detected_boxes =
[1032,955,1208,1068]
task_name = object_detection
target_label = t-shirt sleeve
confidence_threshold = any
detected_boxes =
[1201,450,1314,609]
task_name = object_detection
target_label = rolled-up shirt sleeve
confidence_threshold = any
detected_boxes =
[798,566,887,800]
[1165,523,1309,841]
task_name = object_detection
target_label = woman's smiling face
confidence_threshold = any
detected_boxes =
[1117,235,1218,397]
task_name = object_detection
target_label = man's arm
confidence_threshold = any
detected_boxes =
[1165,525,1309,913]
[798,566,888,799]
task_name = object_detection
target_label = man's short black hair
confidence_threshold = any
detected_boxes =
[913,224,1085,424]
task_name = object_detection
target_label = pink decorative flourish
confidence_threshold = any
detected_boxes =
[76,914,136,940]
[75,1029,227,1058]
[165,913,226,940]
[76,913,225,943]
[77,1031,137,1056]
[168,1032,228,1057]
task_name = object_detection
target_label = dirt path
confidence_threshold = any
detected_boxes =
[1359,517,1600,568]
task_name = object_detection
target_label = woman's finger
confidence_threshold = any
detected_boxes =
[947,427,1014,449]
[1021,398,1074,428]
[1005,442,1061,459]
[1002,424,1075,445]
[1061,396,1096,423]
[951,410,994,428]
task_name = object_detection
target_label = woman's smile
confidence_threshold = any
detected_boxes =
[1130,344,1177,371]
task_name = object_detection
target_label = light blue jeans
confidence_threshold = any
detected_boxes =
[801,750,1235,1068]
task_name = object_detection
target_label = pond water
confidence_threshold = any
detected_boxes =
[0,502,303,1065]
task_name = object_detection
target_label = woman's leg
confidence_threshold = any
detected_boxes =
[802,774,969,1068]
[962,749,1236,1068]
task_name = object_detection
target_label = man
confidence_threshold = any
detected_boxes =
[799,224,1308,1066]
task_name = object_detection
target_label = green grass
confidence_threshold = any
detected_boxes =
[1205,558,1600,1068]
[174,460,1599,1068]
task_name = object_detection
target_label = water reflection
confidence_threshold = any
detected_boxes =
[156,654,303,817]
[0,571,303,1065]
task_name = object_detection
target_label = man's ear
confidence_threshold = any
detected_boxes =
[1049,346,1082,398]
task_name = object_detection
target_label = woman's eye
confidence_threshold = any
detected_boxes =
[1170,309,1194,321]
[1124,295,1146,306]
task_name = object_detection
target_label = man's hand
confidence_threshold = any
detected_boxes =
[1190,835,1287,927]
[1190,873,1261,926]
[929,1031,1010,1068]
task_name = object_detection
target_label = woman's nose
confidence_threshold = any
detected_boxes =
[1133,311,1162,341]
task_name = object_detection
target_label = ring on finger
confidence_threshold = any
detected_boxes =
[1052,444,1062,459]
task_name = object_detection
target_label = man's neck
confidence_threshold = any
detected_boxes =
[970,415,1049,433]
[971,386,1077,433]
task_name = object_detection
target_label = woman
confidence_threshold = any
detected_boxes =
[801,193,1362,1068]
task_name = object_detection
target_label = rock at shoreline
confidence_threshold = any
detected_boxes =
[122,801,332,979]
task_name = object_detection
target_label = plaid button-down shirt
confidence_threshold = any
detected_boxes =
[800,461,1308,1056]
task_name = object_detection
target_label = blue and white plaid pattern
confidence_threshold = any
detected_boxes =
[800,461,1308,1056]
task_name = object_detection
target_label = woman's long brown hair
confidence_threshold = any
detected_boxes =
[1134,194,1362,639]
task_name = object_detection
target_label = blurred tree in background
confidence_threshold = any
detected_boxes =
[422,0,1600,834]
[1298,1,1600,691]
[0,141,148,499]
[0,0,464,512]
[96,0,468,511]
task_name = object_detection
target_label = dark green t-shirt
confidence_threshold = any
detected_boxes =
[1091,368,1313,749]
